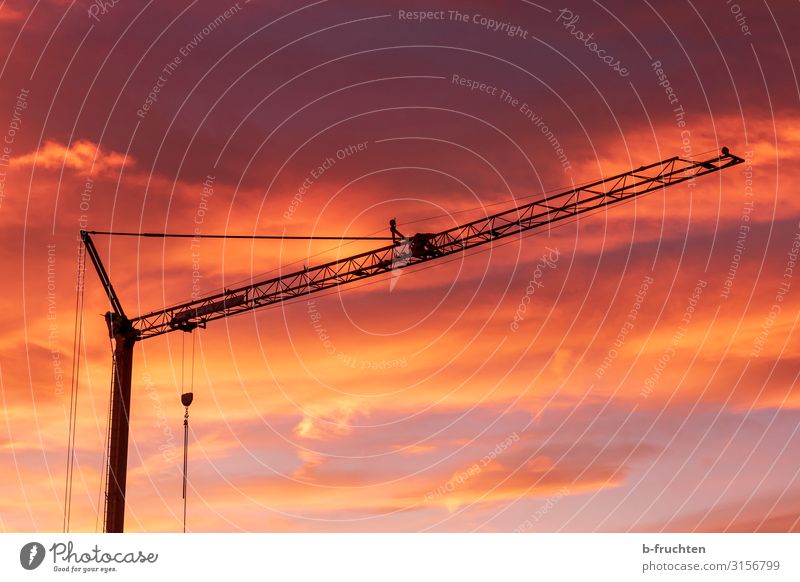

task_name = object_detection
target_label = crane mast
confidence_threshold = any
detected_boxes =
[81,147,744,532]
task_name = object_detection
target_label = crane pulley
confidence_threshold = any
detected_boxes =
[80,147,744,532]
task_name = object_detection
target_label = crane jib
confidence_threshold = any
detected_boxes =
[101,147,742,340]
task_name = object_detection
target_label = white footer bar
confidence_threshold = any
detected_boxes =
[1,533,796,581]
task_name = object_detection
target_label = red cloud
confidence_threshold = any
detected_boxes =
[0,6,26,23]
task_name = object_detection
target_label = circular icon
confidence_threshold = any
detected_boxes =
[19,542,45,570]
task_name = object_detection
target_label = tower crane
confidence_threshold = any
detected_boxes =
[80,147,744,532]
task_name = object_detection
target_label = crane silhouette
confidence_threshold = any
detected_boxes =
[81,147,744,532]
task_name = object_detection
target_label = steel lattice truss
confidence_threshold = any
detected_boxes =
[129,149,743,339]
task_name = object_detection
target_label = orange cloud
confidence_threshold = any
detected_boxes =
[12,139,134,175]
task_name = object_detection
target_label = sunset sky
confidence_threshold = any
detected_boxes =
[1,0,799,533]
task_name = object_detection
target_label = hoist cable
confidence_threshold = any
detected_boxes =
[182,411,189,532]
[181,330,195,533]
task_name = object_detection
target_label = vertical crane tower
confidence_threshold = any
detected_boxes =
[81,148,744,532]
